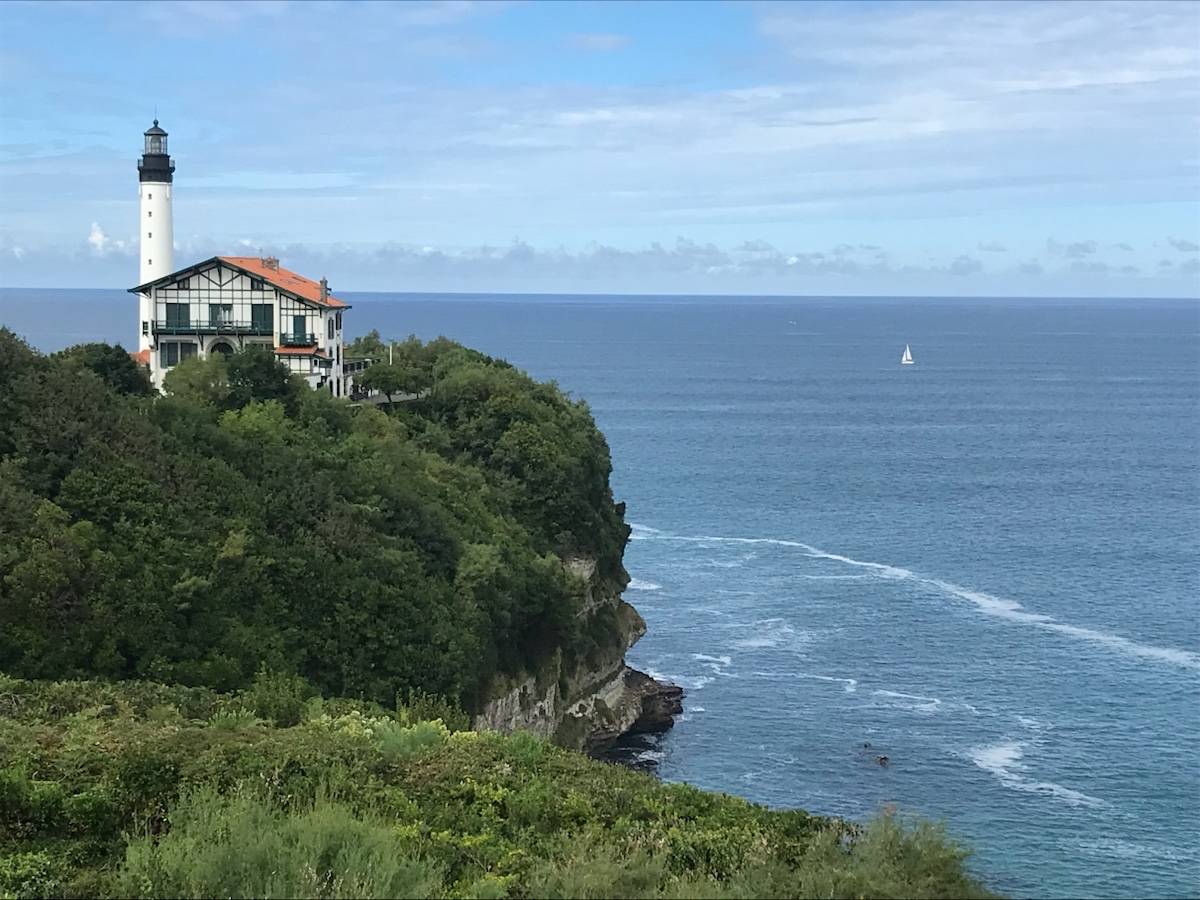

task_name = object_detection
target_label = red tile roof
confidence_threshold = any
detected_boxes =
[219,256,349,309]
[129,349,151,366]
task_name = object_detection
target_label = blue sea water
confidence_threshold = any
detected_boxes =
[3,289,1199,898]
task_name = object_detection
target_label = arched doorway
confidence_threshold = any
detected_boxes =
[210,341,234,357]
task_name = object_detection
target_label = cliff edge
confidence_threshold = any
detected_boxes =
[474,557,683,753]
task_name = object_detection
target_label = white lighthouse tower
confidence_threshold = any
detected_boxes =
[137,120,175,351]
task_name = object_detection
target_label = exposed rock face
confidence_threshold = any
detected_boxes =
[473,558,683,754]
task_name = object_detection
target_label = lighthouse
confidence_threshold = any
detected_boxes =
[137,119,174,350]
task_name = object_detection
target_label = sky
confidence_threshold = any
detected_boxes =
[1,0,1198,296]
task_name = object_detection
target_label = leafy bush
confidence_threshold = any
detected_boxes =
[243,667,311,727]
[396,688,471,732]
[372,719,450,762]
[116,787,442,899]
[0,850,65,899]
[207,706,260,732]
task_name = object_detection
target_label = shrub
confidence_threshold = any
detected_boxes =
[373,719,449,763]
[243,668,311,727]
[0,850,65,899]
[207,706,260,732]
[115,787,443,899]
[396,688,471,732]
[525,839,665,899]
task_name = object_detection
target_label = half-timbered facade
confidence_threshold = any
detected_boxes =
[129,255,356,396]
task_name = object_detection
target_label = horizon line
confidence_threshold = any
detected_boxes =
[1,285,1198,303]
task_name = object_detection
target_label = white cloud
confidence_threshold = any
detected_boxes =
[86,222,131,257]
[566,33,631,53]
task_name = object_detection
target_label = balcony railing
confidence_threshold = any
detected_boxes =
[280,332,318,346]
[154,319,273,336]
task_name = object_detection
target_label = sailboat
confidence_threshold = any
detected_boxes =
[900,344,914,365]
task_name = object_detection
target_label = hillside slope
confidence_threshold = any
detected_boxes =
[0,675,993,899]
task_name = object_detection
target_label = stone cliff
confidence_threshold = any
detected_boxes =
[473,557,683,754]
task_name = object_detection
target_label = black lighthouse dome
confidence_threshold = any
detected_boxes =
[138,119,175,183]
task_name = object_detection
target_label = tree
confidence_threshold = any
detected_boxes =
[163,355,231,407]
[54,342,152,396]
[357,361,429,406]
[344,329,388,362]
[224,346,303,413]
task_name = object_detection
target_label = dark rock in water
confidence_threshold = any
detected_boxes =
[604,730,667,773]
[582,668,684,756]
[627,669,685,734]
[877,755,890,767]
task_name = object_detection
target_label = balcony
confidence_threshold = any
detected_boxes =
[154,319,273,336]
[280,332,318,346]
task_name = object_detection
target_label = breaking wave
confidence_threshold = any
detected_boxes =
[627,578,661,591]
[629,524,1200,672]
[969,741,1106,809]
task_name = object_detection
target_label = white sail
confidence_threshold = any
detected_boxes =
[901,344,914,365]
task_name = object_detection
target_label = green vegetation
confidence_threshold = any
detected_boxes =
[0,329,625,710]
[0,328,995,898]
[0,675,994,899]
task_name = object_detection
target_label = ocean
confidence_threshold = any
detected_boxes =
[3,289,1198,898]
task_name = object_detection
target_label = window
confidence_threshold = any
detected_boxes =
[327,318,334,340]
[148,192,152,199]
[159,342,198,367]
[208,304,233,327]
[176,277,189,290]
[147,259,152,266]
[335,312,342,330]
[165,303,188,328]
[251,303,273,333]
[147,211,152,218]
[142,321,149,336]
[148,232,152,239]
[250,277,265,291]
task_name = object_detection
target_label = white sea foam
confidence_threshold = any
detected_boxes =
[798,573,872,581]
[647,666,715,691]
[627,578,661,591]
[757,670,858,692]
[627,523,1200,673]
[1073,837,1193,863]
[969,741,1106,809]
[692,654,732,667]
[872,689,942,713]
[628,524,662,541]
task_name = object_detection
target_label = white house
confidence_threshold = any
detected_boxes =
[127,120,370,396]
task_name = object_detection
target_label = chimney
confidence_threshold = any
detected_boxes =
[263,255,279,271]
[319,277,328,302]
